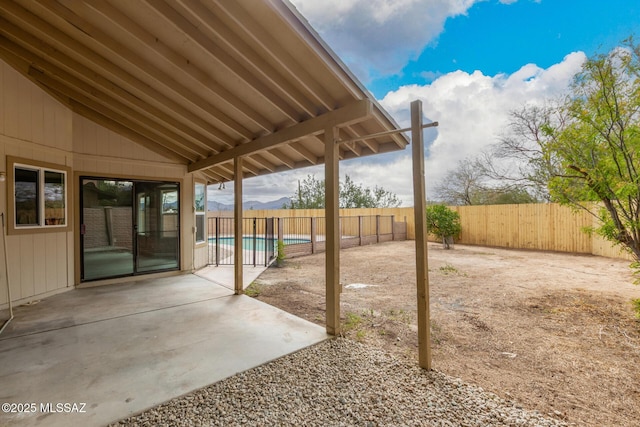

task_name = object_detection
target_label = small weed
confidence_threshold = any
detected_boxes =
[632,298,640,320]
[244,282,262,297]
[439,264,459,275]
[355,330,367,341]
[430,319,446,345]
[387,308,412,324]
[344,312,363,331]
[361,308,375,318]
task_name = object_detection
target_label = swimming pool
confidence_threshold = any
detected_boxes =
[210,236,311,251]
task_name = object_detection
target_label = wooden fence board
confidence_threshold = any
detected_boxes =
[207,204,631,260]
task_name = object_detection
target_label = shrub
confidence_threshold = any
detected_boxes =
[426,204,461,249]
[276,240,286,267]
[632,298,640,320]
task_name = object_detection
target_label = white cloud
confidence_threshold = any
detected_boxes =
[210,53,586,207]
[290,0,480,80]
[379,51,587,201]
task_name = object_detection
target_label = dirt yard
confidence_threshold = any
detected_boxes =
[252,240,640,427]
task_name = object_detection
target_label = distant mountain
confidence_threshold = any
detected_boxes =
[208,197,291,211]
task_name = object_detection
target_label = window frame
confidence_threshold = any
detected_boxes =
[194,181,206,245]
[7,156,72,235]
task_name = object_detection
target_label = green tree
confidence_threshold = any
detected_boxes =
[426,204,461,249]
[285,175,325,209]
[548,41,640,261]
[493,39,640,263]
[285,174,401,209]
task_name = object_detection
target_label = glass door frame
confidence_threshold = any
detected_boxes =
[79,175,182,282]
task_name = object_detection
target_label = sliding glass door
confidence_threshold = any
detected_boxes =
[81,178,179,281]
[135,182,179,273]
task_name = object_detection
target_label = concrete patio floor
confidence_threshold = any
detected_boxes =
[0,270,328,427]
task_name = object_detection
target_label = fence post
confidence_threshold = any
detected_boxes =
[376,215,380,243]
[358,216,363,246]
[215,217,220,266]
[278,217,284,242]
[252,218,257,267]
[391,215,395,241]
[264,218,268,267]
[311,217,317,254]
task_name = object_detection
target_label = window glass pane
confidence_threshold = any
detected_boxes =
[162,190,178,214]
[196,214,205,243]
[44,170,65,225]
[15,167,39,226]
[195,183,205,213]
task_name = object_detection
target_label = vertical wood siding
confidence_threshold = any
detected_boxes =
[1,59,196,305]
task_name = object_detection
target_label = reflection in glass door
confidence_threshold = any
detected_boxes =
[81,178,179,281]
[135,182,179,273]
[81,178,134,280]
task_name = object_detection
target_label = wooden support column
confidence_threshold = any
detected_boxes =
[411,100,432,370]
[325,125,340,335]
[234,157,243,295]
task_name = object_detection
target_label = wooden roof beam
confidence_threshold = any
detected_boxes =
[218,160,259,178]
[243,156,273,174]
[85,0,275,134]
[34,0,254,141]
[0,3,238,149]
[215,1,335,111]
[289,141,319,165]
[22,65,206,161]
[200,169,227,184]
[148,0,303,123]
[178,0,320,117]
[247,153,277,173]
[268,148,296,169]
[0,40,214,160]
[373,110,409,149]
[188,99,372,172]
[209,164,234,182]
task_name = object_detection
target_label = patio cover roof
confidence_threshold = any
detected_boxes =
[0,0,408,182]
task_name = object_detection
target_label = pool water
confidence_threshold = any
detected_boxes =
[210,236,310,251]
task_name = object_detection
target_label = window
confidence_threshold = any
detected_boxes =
[195,182,206,244]
[9,156,70,233]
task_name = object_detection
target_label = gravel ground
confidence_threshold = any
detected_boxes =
[112,338,567,427]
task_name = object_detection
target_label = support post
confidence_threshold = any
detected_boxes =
[278,217,284,242]
[325,125,340,335]
[234,157,243,295]
[411,100,432,370]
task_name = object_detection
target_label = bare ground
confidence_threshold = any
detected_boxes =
[252,240,640,427]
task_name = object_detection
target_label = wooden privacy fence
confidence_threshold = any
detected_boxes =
[447,203,631,260]
[210,204,632,260]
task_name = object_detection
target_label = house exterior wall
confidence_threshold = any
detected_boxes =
[0,59,205,308]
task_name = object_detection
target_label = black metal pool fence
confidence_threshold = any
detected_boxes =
[207,215,407,266]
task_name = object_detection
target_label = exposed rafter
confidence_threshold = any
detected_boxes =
[0,0,408,182]
[188,99,372,172]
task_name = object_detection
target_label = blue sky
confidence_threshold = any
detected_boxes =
[369,0,640,98]
[212,0,640,206]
